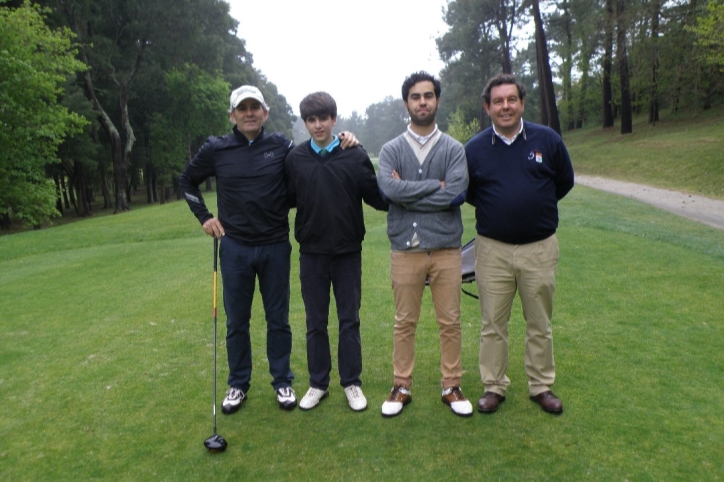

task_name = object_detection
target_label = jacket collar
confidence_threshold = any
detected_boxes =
[233,125,265,145]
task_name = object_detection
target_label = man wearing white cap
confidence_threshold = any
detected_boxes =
[180,85,357,414]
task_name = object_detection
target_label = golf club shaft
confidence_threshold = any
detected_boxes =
[213,236,218,436]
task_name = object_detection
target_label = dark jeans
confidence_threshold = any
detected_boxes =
[219,236,294,392]
[300,251,363,390]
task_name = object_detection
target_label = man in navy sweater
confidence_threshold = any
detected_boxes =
[179,86,357,415]
[285,92,387,412]
[465,73,574,415]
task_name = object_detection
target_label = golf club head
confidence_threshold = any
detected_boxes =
[204,434,227,453]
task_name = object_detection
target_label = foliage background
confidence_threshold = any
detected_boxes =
[0,2,87,226]
[3,0,724,229]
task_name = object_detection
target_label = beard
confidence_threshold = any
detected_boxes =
[408,105,437,127]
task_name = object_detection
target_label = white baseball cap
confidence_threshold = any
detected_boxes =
[229,85,269,112]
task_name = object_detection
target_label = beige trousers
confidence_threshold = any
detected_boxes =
[474,234,559,397]
[390,248,463,390]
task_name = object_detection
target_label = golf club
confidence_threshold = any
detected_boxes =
[204,236,227,453]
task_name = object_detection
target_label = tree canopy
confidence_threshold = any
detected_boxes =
[435,0,724,135]
[0,1,87,227]
[0,0,295,229]
[690,0,724,69]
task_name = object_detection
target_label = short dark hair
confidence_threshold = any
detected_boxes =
[300,92,337,121]
[401,71,441,101]
[482,73,527,105]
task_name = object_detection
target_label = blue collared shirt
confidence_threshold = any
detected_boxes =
[311,135,340,154]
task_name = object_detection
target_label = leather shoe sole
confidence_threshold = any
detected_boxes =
[530,390,563,414]
[477,392,505,413]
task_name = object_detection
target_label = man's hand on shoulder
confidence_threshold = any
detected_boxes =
[338,131,359,149]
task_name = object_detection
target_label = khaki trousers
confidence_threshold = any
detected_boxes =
[390,249,463,390]
[474,234,558,397]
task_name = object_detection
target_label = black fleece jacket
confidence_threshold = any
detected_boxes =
[284,141,388,255]
[179,126,294,245]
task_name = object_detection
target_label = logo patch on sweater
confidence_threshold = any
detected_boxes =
[264,151,275,159]
[528,150,543,163]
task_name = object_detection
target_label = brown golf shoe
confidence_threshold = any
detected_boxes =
[441,386,473,417]
[530,390,563,414]
[477,392,505,413]
[381,385,411,417]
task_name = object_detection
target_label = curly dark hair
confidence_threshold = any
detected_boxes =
[401,71,441,101]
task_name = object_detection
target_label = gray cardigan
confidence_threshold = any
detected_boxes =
[377,131,468,251]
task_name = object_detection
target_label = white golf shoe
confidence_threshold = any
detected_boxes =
[344,385,368,412]
[299,387,329,410]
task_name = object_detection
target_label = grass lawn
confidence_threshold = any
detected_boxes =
[1,185,723,481]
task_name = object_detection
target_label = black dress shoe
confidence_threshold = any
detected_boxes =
[530,390,563,414]
[477,392,505,413]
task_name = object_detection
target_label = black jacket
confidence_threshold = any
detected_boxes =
[179,126,294,245]
[285,142,388,255]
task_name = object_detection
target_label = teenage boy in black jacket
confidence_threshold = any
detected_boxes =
[285,92,388,412]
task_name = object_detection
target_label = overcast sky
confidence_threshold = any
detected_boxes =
[227,0,451,118]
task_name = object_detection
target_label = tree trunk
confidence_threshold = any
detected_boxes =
[603,0,615,128]
[119,81,137,209]
[152,169,158,203]
[159,177,166,205]
[100,169,112,210]
[0,212,10,231]
[576,71,588,129]
[616,0,633,134]
[71,9,146,214]
[126,163,136,204]
[672,0,701,113]
[494,0,515,73]
[576,40,596,129]
[649,0,661,127]
[532,0,561,135]
[562,0,575,131]
[74,160,91,217]
[53,174,63,215]
[146,161,154,204]
[79,65,129,213]
[60,173,70,209]
[68,172,77,211]
[111,131,129,212]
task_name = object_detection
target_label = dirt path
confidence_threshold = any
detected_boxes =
[575,175,724,231]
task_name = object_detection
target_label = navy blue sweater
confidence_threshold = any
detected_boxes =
[179,126,294,245]
[465,121,574,244]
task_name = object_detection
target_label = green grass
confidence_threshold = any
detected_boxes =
[1,186,723,480]
[564,108,724,199]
